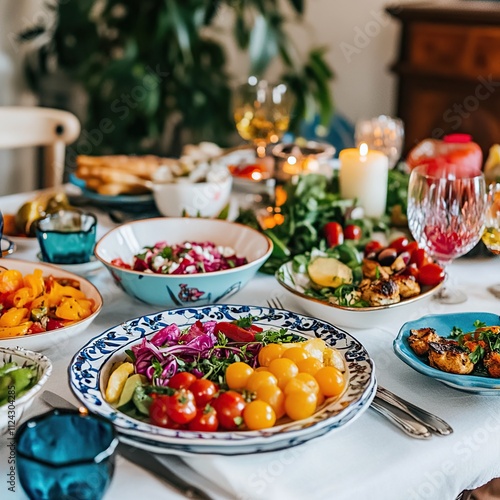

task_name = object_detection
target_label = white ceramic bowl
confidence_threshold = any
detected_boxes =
[276,261,443,329]
[94,218,272,307]
[0,259,103,351]
[0,347,52,434]
[152,172,232,218]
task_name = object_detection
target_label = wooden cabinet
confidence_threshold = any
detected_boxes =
[387,2,500,159]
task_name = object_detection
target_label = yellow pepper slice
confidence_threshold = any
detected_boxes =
[0,307,29,327]
[0,322,33,338]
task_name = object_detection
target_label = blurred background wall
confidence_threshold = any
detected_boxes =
[0,0,424,195]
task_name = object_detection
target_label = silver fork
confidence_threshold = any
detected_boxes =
[267,296,286,310]
[265,297,435,439]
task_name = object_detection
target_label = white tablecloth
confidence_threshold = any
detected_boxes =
[1,189,500,500]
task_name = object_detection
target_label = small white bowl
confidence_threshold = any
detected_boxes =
[94,217,272,307]
[152,170,232,218]
[0,347,52,434]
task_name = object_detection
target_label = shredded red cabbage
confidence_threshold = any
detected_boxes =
[131,320,262,386]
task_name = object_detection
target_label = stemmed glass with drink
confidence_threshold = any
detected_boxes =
[233,78,292,162]
[407,164,487,304]
[482,183,500,297]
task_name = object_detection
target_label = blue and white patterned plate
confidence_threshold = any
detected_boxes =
[69,305,375,455]
[394,312,500,395]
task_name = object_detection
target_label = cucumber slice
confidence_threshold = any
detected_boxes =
[118,373,146,407]
[307,257,353,288]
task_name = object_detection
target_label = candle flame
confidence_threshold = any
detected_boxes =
[251,171,262,181]
[359,143,368,157]
[287,156,297,165]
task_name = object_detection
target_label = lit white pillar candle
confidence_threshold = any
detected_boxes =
[339,143,389,218]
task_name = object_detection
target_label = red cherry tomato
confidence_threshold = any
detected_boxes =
[418,263,445,286]
[149,396,182,428]
[324,222,344,247]
[344,224,362,241]
[189,379,218,407]
[165,389,197,424]
[364,240,383,256]
[212,391,246,430]
[402,263,420,279]
[188,405,219,432]
[388,236,409,254]
[410,248,430,269]
[404,241,419,256]
[168,372,197,390]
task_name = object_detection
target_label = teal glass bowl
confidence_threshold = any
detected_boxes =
[15,409,118,500]
[35,210,97,265]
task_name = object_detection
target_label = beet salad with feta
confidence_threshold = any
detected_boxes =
[111,241,247,274]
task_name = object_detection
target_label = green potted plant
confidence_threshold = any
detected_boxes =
[20,0,333,156]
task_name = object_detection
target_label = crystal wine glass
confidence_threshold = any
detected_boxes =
[233,79,293,160]
[482,183,500,297]
[407,164,487,304]
[355,115,404,169]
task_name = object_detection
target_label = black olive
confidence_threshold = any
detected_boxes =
[378,248,397,266]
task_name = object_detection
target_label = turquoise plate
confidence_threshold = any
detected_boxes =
[394,312,500,395]
[69,173,155,209]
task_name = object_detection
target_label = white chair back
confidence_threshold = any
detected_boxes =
[0,107,80,187]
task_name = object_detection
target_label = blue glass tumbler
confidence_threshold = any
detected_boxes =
[15,409,118,500]
[35,210,97,264]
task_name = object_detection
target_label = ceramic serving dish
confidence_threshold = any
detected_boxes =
[275,261,443,329]
[69,304,376,456]
[0,259,102,351]
[394,311,500,395]
[94,218,272,308]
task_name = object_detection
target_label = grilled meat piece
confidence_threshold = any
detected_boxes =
[428,341,474,375]
[361,259,391,280]
[408,327,442,356]
[392,274,421,299]
[359,278,400,307]
[484,351,500,378]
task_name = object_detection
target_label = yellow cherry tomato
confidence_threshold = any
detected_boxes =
[314,366,346,398]
[295,373,320,395]
[225,362,254,390]
[243,400,276,430]
[268,358,299,390]
[296,357,323,376]
[283,377,312,396]
[282,346,309,364]
[256,384,286,419]
[284,390,317,421]
[258,343,285,367]
[246,370,278,392]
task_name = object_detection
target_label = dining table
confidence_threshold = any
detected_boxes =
[1,186,500,500]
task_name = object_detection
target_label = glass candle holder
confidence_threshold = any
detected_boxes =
[15,409,118,500]
[35,210,97,265]
[355,115,404,169]
[272,141,336,182]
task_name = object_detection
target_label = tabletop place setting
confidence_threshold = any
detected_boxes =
[2,2,500,498]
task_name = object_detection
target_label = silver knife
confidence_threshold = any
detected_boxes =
[41,391,214,500]
[376,386,453,436]
[371,397,432,439]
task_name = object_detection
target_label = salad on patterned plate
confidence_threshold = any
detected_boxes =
[105,316,348,432]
